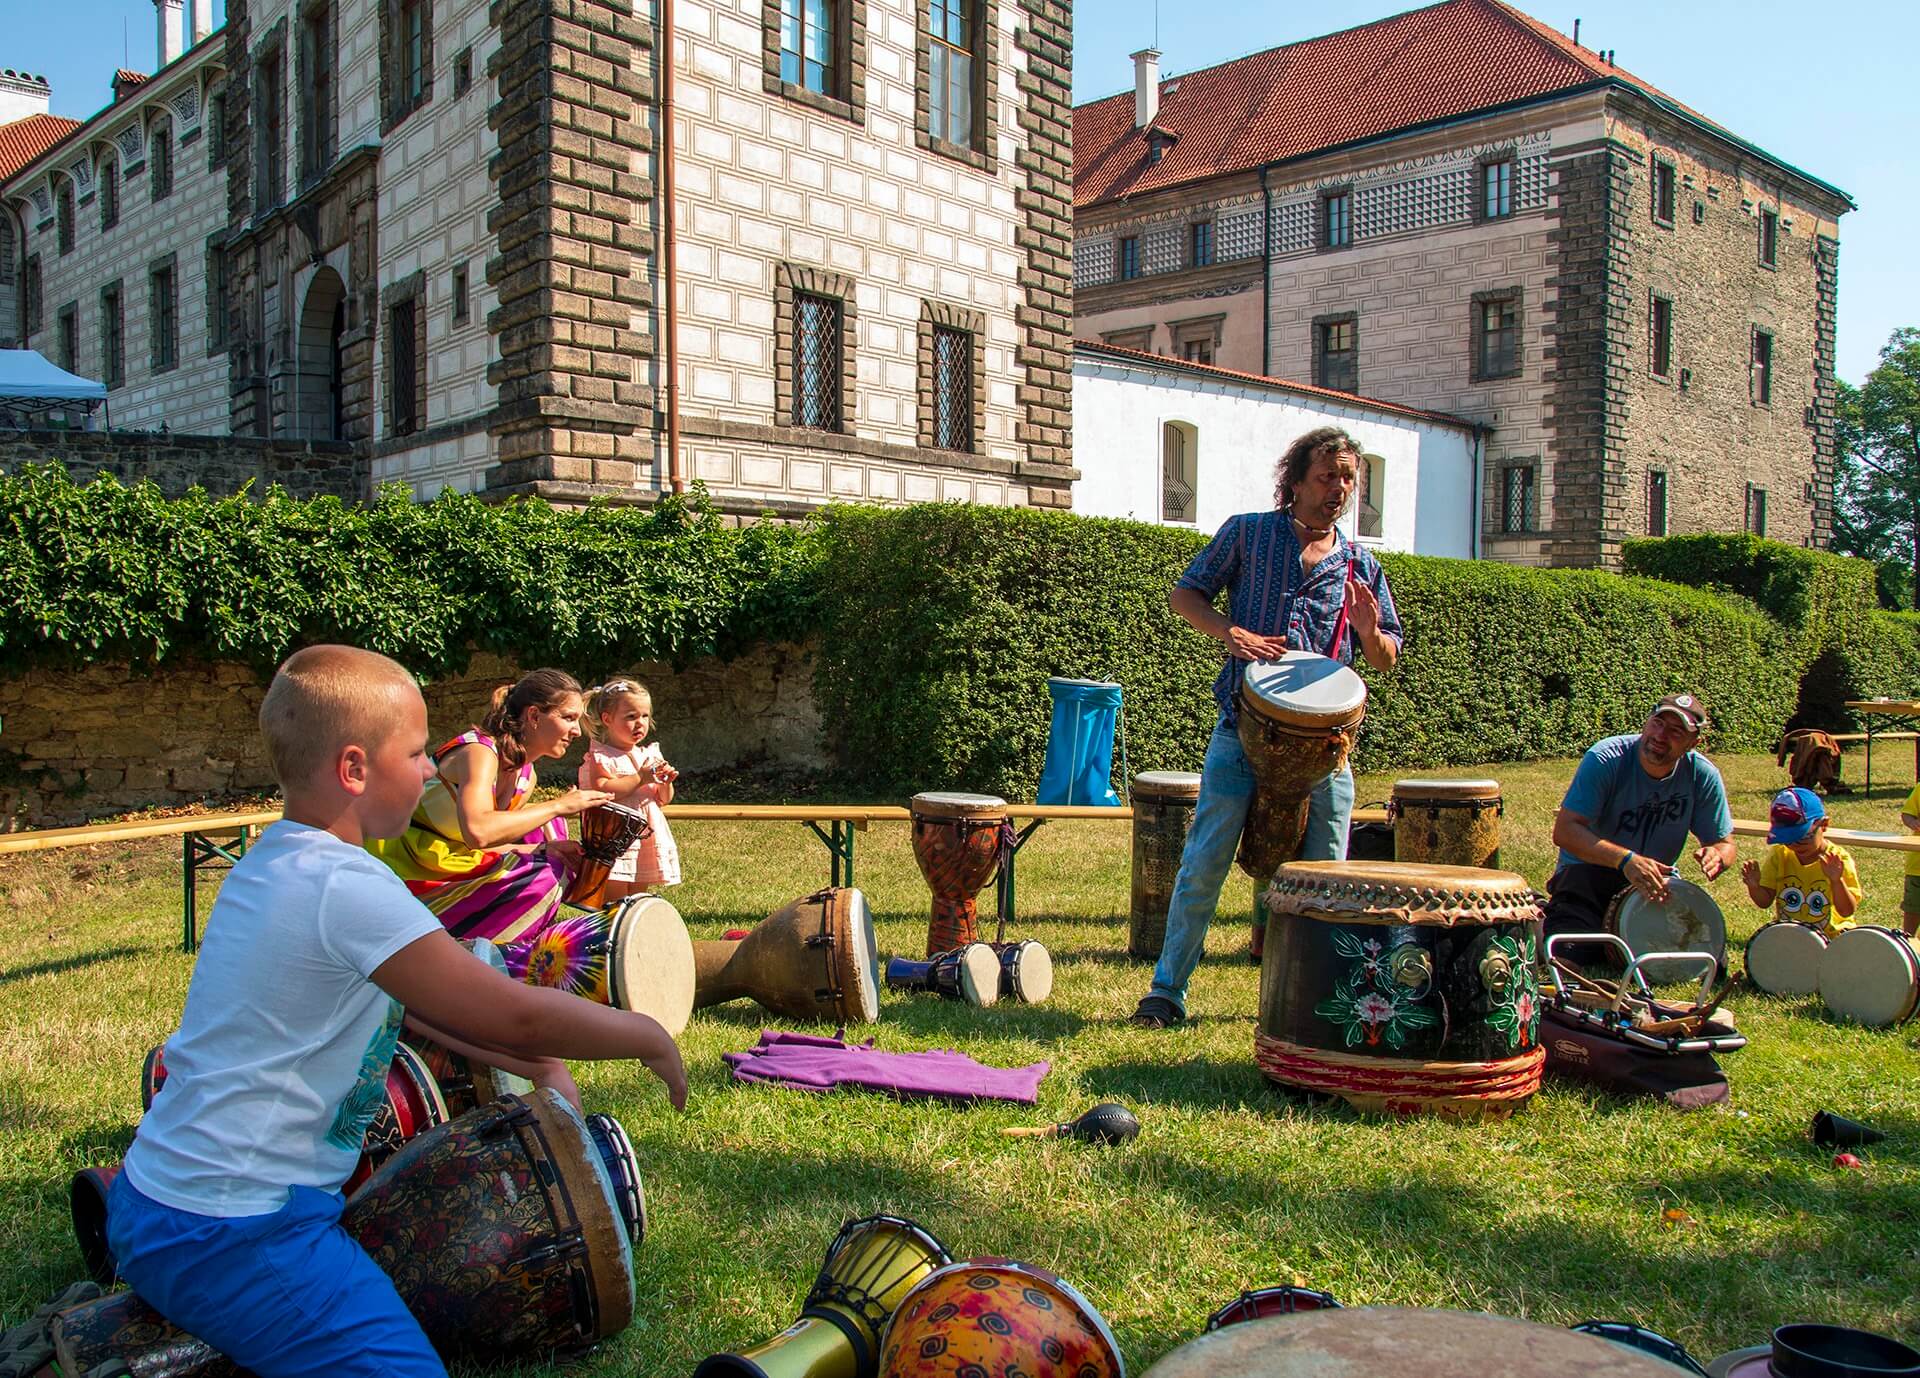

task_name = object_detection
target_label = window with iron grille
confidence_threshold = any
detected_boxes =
[101,283,124,388]
[382,0,432,129]
[150,122,174,201]
[23,256,42,338]
[1651,157,1676,226]
[100,160,119,232]
[1190,220,1214,268]
[57,304,77,373]
[1162,421,1197,523]
[1650,294,1674,378]
[56,184,73,256]
[1759,209,1779,268]
[931,323,971,450]
[1746,484,1769,537]
[404,0,427,103]
[1475,295,1519,380]
[390,297,419,435]
[1646,470,1668,537]
[780,0,837,95]
[1751,328,1774,405]
[150,261,178,372]
[300,2,336,185]
[793,291,842,430]
[1482,160,1514,219]
[258,46,286,211]
[1315,315,1356,392]
[1501,465,1535,533]
[1118,235,1140,281]
[928,1,973,146]
[206,239,227,353]
[1323,190,1351,248]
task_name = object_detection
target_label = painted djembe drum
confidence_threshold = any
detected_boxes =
[910,792,1009,957]
[1235,654,1366,881]
[1388,778,1502,869]
[1256,861,1546,1121]
[1129,770,1202,962]
[562,800,653,910]
[878,1257,1127,1378]
[55,1090,644,1375]
[693,887,881,1025]
[886,941,1002,1007]
[501,892,696,1037]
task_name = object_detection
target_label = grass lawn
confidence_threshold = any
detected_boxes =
[4,751,1920,1371]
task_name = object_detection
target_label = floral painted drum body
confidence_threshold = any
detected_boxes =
[1256,861,1546,1119]
[879,1256,1126,1378]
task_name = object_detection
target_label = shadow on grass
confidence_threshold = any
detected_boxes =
[0,946,146,985]
[690,996,1088,1043]
[1082,1057,1285,1114]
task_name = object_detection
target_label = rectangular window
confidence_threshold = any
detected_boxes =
[1482,159,1513,219]
[1190,220,1215,268]
[1476,296,1519,380]
[1180,338,1213,364]
[390,296,419,435]
[100,161,119,232]
[150,262,178,372]
[1315,316,1357,393]
[206,240,227,352]
[258,47,285,211]
[302,3,335,182]
[1746,484,1769,537]
[1759,209,1778,268]
[101,283,125,388]
[1652,157,1676,226]
[1323,190,1351,248]
[56,184,73,256]
[1650,294,1674,379]
[1646,469,1668,537]
[404,0,427,102]
[452,262,470,326]
[928,1,973,146]
[931,323,972,451]
[1751,328,1774,405]
[1162,422,1196,523]
[792,291,842,429]
[453,45,472,96]
[1501,465,1535,534]
[780,0,836,95]
[22,255,42,337]
[150,125,174,200]
[57,304,77,373]
[207,91,227,168]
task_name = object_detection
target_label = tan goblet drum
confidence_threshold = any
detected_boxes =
[1389,778,1502,869]
[910,792,1008,956]
[693,887,881,1025]
[1130,770,1202,961]
[1235,653,1367,879]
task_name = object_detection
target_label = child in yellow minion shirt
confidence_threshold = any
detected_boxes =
[1900,780,1920,938]
[1741,787,1862,936]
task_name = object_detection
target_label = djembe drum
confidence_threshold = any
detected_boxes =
[562,801,653,909]
[878,1257,1125,1378]
[910,792,1009,957]
[55,1090,644,1374]
[1130,771,1202,961]
[501,892,696,1037]
[1388,778,1502,869]
[693,887,881,1025]
[1235,654,1367,880]
[1256,861,1547,1120]
[886,942,1002,1007]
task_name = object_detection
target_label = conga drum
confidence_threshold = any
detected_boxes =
[1605,877,1729,984]
[563,801,652,909]
[1235,653,1367,879]
[1745,919,1827,995]
[1388,779,1502,869]
[878,1257,1126,1378]
[1819,925,1920,1026]
[501,892,696,1037]
[1257,861,1546,1120]
[886,942,1001,1007]
[1141,1308,1697,1377]
[55,1090,644,1372]
[1130,771,1202,961]
[910,792,1009,956]
[693,887,881,1024]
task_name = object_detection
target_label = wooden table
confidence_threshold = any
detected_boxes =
[1844,699,1920,793]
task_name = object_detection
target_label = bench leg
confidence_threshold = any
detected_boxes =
[182,832,198,953]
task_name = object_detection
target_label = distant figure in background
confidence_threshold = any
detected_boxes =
[1898,780,1920,938]
[1777,728,1844,795]
[579,679,681,903]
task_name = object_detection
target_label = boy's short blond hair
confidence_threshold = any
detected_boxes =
[260,645,420,789]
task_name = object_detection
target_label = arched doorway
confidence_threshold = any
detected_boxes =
[295,266,346,440]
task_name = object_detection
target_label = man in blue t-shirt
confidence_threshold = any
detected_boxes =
[1544,691,1737,941]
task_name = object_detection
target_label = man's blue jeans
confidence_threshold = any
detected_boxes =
[1147,719,1354,1014]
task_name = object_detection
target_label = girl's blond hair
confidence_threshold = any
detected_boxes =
[584,679,656,741]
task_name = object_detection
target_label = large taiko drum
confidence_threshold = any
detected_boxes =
[910,792,1009,957]
[1130,771,1202,961]
[1236,654,1367,880]
[1389,778,1502,869]
[693,887,881,1025]
[1256,861,1546,1120]
[55,1090,645,1374]
[878,1257,1126,1378]
[501,892,696,1037]
[1141,1308,1696,1377]
[562,801,653,910]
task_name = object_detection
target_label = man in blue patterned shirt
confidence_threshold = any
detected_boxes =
[1132,427,1403,1028]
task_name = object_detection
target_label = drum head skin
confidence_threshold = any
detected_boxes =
[1134,771,1202,800]
[912,792,1009,818]
[1819,926,1920,1027]
[1266,860,1540,926]
[1241,652,1368,726]
[1608,878,1728,983]
[1393,778,1501,803]
[609,894,697,1038]
[1745,920,1827,997]
[1003,941,1054,1004]
[957,944,1001,1008]
[839,889,882,1024]
[1141,1308,1694,1377]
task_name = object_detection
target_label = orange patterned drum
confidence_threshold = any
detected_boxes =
[879,1257,1126,1378]
[910,792,1009,957]
[1388,779,1502,869]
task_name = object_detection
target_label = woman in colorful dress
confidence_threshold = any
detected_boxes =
[368,669,611,943]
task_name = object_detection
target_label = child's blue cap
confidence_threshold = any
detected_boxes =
[1768,786,1825,845]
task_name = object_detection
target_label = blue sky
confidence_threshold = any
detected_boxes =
[14,0,1911,382]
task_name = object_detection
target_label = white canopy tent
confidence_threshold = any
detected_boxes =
[0,350,110,429]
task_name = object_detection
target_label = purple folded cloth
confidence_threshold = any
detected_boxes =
[723,1030,1050,1105]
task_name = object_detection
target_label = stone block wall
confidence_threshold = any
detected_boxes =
[0,429,364,499]
[0,641,823,828]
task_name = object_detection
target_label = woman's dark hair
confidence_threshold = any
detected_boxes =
[479,668,583,769]
[1273,426,1362,514]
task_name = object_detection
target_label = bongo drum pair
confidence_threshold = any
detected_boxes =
[1130,771,1201,962]
[693,887,881,1025]
[57,1091,645,1372]
[886,939,1054,1007]
[910,792,1009,956]
[563,801,653,909]
[1748,920,1920,1026]
[502,892,697,1037]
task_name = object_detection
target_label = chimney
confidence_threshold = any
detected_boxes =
[155,0,185,68]
[0,69,52,125]
[190,0,214,44]
[1132,48,1161,130]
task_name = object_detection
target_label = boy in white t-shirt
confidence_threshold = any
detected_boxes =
[108,645,687,1378]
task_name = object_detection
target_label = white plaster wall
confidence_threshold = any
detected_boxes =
[1070,353,1475,559]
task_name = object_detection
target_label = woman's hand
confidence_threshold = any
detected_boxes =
[546,837,585,871]
[554,788,614,817]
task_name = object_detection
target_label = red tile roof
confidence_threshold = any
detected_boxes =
[1074,0,1715,209]
[114,70,149,87]
[0,113,83,182]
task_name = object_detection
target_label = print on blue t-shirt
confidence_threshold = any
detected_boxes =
[1554,734,1732,873]
[327,1000,403,1151]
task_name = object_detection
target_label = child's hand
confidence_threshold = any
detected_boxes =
[651,761,679,784]
[648,1044,689,1110]
[1741,859,1761,887]
[529,1058,582,1113]
[1819,847,1847,883]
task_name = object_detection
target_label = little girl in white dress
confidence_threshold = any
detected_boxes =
[579,680,681,902]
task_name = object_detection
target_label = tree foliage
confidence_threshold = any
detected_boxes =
[1835,327,1920,605]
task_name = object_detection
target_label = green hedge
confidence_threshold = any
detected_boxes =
[0,465,821,677]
